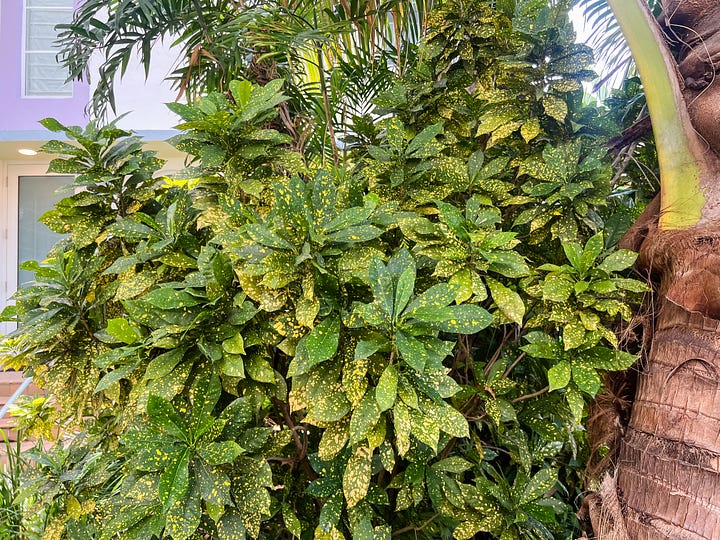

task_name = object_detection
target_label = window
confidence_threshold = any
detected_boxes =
[24,0,74,97]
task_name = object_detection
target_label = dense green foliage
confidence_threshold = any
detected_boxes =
[1,0,648,538]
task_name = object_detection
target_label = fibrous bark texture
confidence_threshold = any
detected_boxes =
[615,226,720,539]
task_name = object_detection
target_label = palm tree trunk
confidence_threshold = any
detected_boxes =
[617,228,720,538]
[599,1,720,537]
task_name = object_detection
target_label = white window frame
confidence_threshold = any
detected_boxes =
[1,163,71,335]
[22,0,74,99]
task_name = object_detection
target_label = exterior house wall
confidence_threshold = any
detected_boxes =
[0,1,89,131]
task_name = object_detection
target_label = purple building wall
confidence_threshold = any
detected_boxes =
[0,0,89,132]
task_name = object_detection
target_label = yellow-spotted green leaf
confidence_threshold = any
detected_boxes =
[306,366,351,424]
[409,304,493,334]
[145,348,186,380]
[325,225,383,243]
[486,277,524,325]
[404,283,456,317]
[245,354,275,383]
[282,503,302,539]
[106,318,142,344]
[542,274,573,302]
[217,510,248,540]
[376,364,398,411]
[219,354,245,378]
[197,441,243,465]
[434,403,469,438]
[432,456,472,474]
[542,94,567,123]
[547,360,571,391]
[222,333,246,355]
[449,269,473,304]
[159,447,190,507]
[521,118,541,143]
[142,288,203,309]
[379,441,395,472]
[306,316,340,365]
[598,249,638,273]
[519,468,557,505]
[566,386,585,422]
[393,401,411,456]
[296,296,320,328]
[563,321,586,350]
[409,408,440,450]
[394,265,416,319]
[344,446,372,508]
[395,331,429,372]
[350,391,381,444]
[579,233,604,274]
[147,395,188,440]
[165,482,201,540]
[318,418,349,460]
[572,362,602,395]
[190,372,221,429]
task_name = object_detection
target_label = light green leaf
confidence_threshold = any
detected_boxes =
[598,249,638,273]
[306,316,340,365]
[376,364,398,411]
[547,360,571,391]
[106,318,142,344]
[486,277,524,325]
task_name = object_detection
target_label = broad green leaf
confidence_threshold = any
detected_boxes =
[282,503,302,539]
[566,386,585,422]
[519,468,557,505]
[394,265,416,320]
[147,395,188,440]
[350,391,381,444]
[563,321,586,350]
[404,283,456,317]
[306,316,340,365]
[106,318,141,344]
[486,277,524,325]
[542,274,573,303]
[572,362,602,395]
[142,288,203,309]
[318,419,349,460]
[159,447,190,507]
[197,441,243,465]
[376,364,398,411]
[222,333,246,355]
[393,401,411,456]
[396,331,428,372]
[547,360,571,391]
[599,249,638,273]
[579,233,604,274]
[164,481,201,540]
[449,269,473,304]
[410,304,493,334]
[343,446,372,508]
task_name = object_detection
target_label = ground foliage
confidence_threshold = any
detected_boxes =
[0,0,647,538]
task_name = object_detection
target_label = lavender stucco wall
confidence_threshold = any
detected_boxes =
[0,0,89,131]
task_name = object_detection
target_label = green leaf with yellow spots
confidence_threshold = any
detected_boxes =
[306,315,340,365]
[142,288,203,310]
[319,419,350,460]
[486,277,524,325]
[547,360,571,391]
[159,446,190,507]
[350,390,381,445]
[376,364,398,411]
[343,446,372,508]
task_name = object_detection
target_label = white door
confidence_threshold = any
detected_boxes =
[1,164,72,335]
